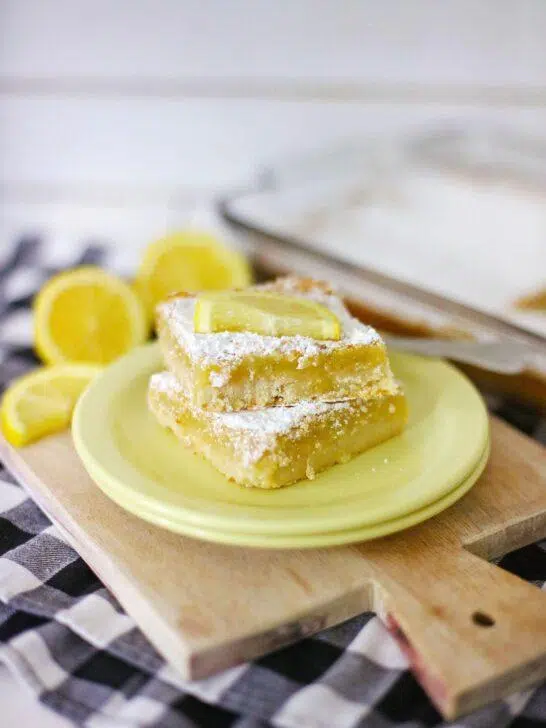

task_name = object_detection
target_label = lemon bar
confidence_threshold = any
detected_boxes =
[156,277,396,411]
[148,371,408,489]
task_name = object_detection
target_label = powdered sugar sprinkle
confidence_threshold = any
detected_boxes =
[158,279,382,374]
[150,371,355,465]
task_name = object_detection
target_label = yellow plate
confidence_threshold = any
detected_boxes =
[114,441,489,548]
[73,342,489,545]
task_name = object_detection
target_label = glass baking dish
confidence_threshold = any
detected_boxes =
[223,125,546,406]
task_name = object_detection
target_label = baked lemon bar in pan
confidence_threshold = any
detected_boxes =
[148,371,408,489]
[156,277,397,412]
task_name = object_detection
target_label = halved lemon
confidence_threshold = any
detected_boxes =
[194,291,342,340]
[1,365,101,446]
[135,231,252,318]
[34,267,148,365]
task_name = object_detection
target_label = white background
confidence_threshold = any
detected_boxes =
[1,2,545,725]
[2,0,546,249]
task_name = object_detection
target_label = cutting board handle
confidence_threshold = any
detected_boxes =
[366,540,546,718]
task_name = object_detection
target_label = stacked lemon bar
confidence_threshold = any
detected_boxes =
[148,277,408,489]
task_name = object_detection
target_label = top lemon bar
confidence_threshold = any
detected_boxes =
[156,277,397,411]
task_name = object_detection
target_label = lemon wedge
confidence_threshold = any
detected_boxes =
[1,365,101,446]
[135,231,252,318]
[194,291,342,340]
[34,267,148,365]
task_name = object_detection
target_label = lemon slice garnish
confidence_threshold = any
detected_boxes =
[1,365,101,446]
[34,266,147,365]
[135,231,252,318]
[194,291,341,340]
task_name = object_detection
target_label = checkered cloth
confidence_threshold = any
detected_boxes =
[1,237,546,728]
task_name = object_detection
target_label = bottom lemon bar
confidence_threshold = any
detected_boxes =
[148,372,408,489]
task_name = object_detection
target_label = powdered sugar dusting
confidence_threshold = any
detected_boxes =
[151,371,351,435]
[209,370,230,387]
[218,397,351,434]
[150,371,355,465]
[158,278,382,373]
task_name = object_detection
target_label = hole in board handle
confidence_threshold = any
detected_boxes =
[472,611,495,627]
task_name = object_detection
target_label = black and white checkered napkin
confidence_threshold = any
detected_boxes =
[1,238,546,728]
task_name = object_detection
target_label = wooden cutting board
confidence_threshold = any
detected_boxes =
[1,417,546,720]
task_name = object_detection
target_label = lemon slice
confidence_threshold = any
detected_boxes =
[34,267,148,365]
[135,231,252,317]
[194,291,342,340]
[1,365,101,446]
